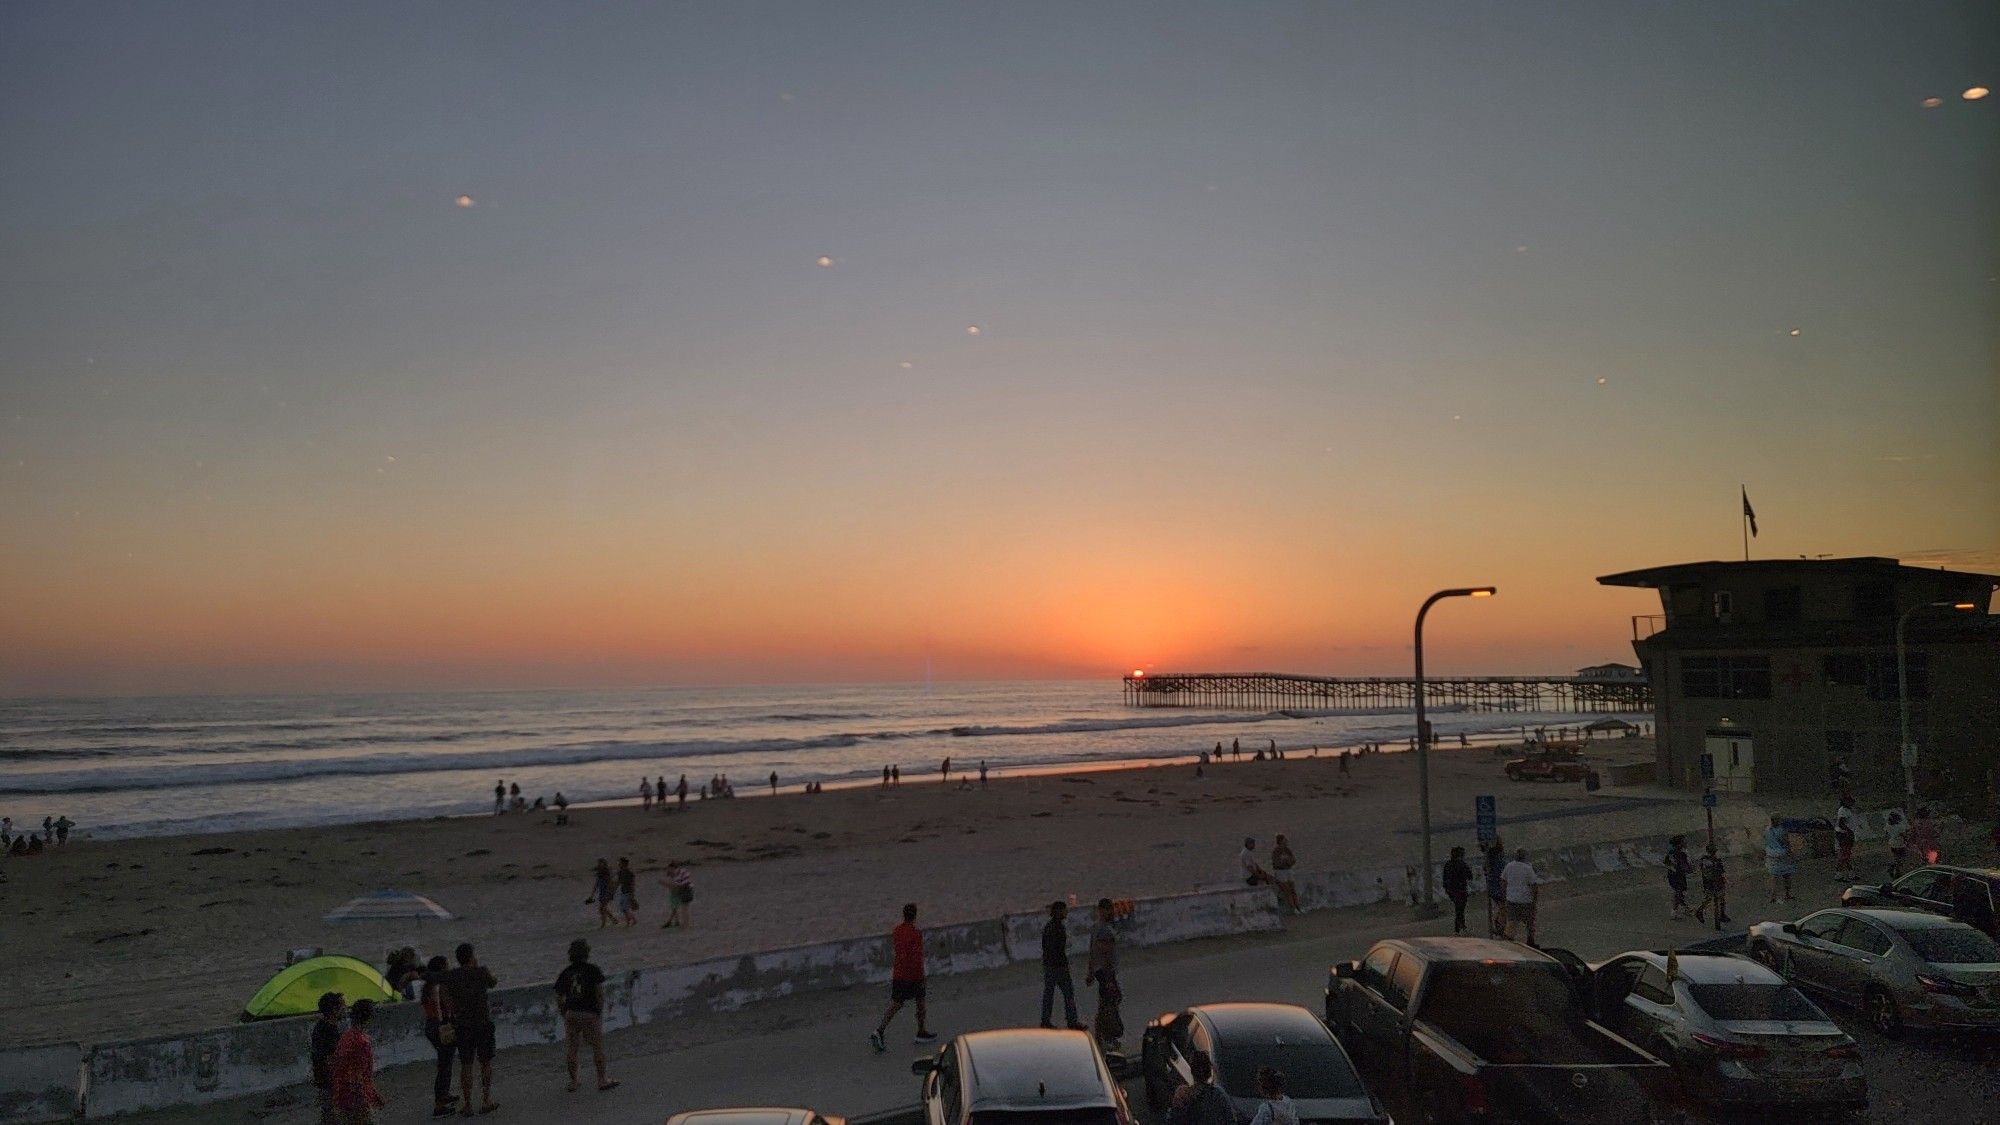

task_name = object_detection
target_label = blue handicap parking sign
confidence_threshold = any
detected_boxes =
[1475,795,1497,842]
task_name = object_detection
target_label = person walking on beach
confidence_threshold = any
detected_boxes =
[1763,814,1796,903]
[1694,843,1729,928]
[640,778,653,812]
[871,903,938,1051]
[979,760,988,787]
[444,943,499,1116]
[1166,1053,1234,1125]
[660,860,693,928]
[675,774,687,811]
[310,992,345,1125]
[330,999,386,1124]
[1269,835,1301,914]
[615,857,639,927]
[494,781,505,815]
[1664,835,1692,920]
[508,782,522,811]
[418,956,455,1117]
[588,860,616,928]
[1039,900,1085,1029]
[654,776,665,813]
[882,765,891,787]
[891,764,900,785]
[1086,897,1124,1049]
[941,757,951,783]
[1231,738,1240,761]
[555,939,618,1093]
[1502,848,1539,945]
[1442,846,1472,934]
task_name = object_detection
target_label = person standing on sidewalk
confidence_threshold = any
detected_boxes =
[1039,900,1085,1030]
[1694,843,1730,928]
[1441,847,1472,934]
[555,939,618,1093]
[1833,795,1858,879]
[1085,898,1123,1049]
[1763,814,1797,903]
[309,991,346,1125]
[1502,849,1540,946]
[329,999,386,1124]
[1664,836,1692,920]
[1482,839,1508,938]
[1885,809,1910,876]
[417,957,456,1118]
[444,943,500,1116]
[871,903,938,1051]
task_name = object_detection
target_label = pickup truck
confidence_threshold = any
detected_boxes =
[1325,937,1668,1124]
[1504,747,1589,783]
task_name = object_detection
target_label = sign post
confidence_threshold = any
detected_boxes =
[1475,795,1497,845]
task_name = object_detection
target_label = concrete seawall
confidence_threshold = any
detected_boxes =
[9,817,1889,1122]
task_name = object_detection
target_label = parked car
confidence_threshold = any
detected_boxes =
[1587,951,1865,1113]
[666,1111,845,1125]
[1503,747,1589,783]
[1325,937,1667,1124]
[1141,1002,1389,1125]
[1840,866,2000,938]
[913,1028,1133,1125]
[1747,907,2000,1037]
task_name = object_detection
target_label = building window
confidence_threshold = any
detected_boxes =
[1681,655,1771,699]
[1853,582,1895,620]
[1821,653,1928,701]
[1763,586,1802,623]
[1712,591,1734,624]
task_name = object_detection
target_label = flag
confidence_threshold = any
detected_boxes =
[1741,487,1758,538]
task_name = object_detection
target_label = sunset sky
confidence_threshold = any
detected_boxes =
[2,3,1994,696]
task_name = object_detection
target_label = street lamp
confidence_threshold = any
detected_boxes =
[1413,586,1496,918]
[1896,599,1976,797]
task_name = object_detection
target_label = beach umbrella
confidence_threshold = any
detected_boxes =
[242,955,398,1020]
[322,888,455,923]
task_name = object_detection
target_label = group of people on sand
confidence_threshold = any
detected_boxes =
[491,781,570,821]
[586,856,693,930]
[0,814,74,857]
[311,939,620,1121]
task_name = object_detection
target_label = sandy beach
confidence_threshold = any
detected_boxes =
[0,737,1715,1047]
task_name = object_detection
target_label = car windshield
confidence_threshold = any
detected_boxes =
[1900,927,2000,964]
[1216,1037,1365,1098]
[1688,983,1824,1022]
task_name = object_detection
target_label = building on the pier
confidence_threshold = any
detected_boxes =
[1597,557,2000,798]
[1575,662,1645,683]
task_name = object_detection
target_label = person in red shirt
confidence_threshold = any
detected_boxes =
[330,999,386,1124]
[870,902,937,1051]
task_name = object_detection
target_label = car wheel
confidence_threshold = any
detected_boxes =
[1865,986,1904,1039]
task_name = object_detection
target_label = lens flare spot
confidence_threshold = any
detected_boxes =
[453,194,476,208]
[1964,86,1990,101]
[966,325,981,336]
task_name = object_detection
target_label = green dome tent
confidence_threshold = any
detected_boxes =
[242,955,398,1021]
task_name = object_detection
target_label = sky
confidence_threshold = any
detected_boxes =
[1,2,1994,696]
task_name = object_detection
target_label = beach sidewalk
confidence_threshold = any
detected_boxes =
[125,821,1999,1125]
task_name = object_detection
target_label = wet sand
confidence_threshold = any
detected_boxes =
[0,737,1694,1046]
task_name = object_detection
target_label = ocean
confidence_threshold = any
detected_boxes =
[0,681,1639,840]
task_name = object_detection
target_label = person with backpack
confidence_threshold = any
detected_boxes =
[1694,843,1730,928]
[555,939,618,1093]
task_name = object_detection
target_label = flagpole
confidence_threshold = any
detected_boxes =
[1740,485,1749,562]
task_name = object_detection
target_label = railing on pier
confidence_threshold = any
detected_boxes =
[1121,671,1650,713]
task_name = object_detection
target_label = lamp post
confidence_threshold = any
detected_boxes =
[1413,586,1496,918]
[1896,599,1976,798]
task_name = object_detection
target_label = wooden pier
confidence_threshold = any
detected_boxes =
[1122,672,1650,713]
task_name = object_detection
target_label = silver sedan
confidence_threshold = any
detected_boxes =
[1590,951,1864,1112]
[1747,907,2000,1037]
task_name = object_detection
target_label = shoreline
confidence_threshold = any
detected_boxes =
[0,730,1681,1047]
